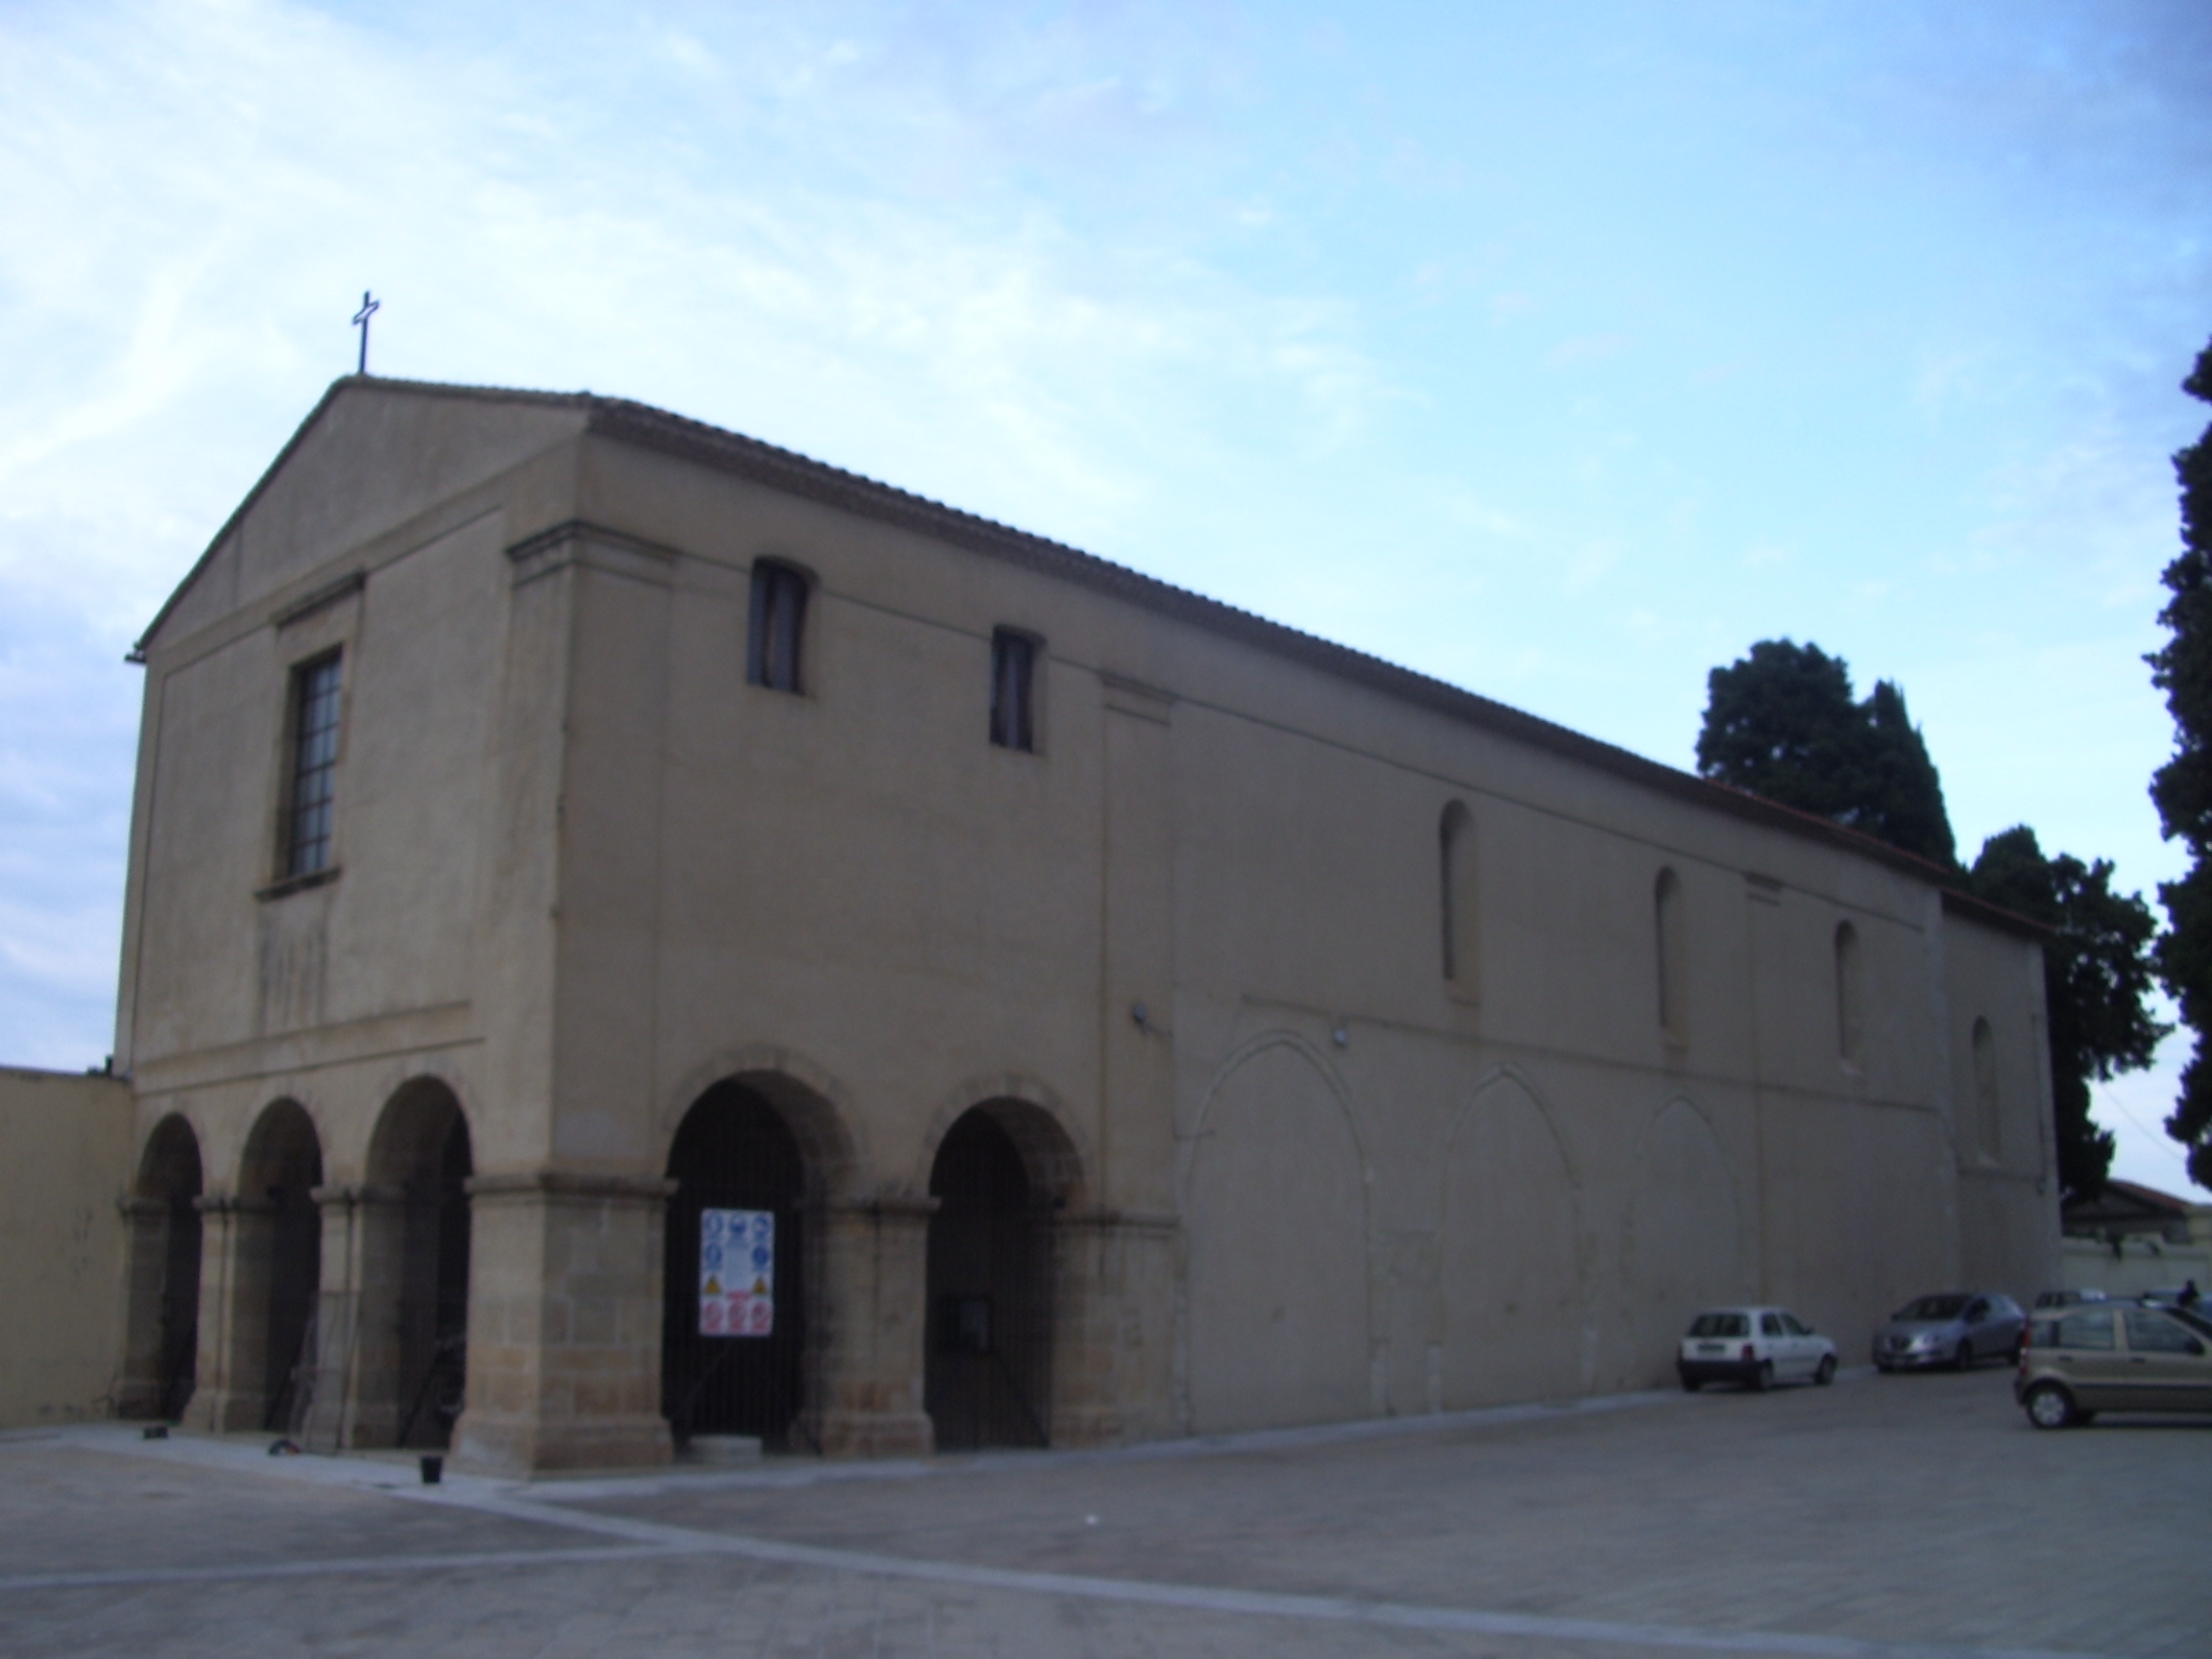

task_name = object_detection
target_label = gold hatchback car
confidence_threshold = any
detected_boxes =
[2015,1302,2212,1429]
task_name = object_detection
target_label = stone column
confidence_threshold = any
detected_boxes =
[298,1184,407,1450]
[450,1171,676,1475]
[112,1195,171,1419]
[809,1195,936,1457]
[190,1192,277,1433]
[1049,1209,1179,1447]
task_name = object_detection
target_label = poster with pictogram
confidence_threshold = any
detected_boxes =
[698,1208,774,1336]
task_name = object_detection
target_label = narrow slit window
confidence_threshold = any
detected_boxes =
[747,563,807,693]
[989,629,1037,752]
[1655,867,1686,1039]
[1972,1018,2002,1161]
[1835,922,1864,1067]
[284,653,343,878]
[1440,802,1477,992]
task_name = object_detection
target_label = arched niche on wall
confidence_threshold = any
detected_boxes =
[120,1115,204,1420]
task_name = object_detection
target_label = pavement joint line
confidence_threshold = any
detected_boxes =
[8,1453,2123,1659]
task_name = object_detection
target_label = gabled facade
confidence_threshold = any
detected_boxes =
[112,376,2058,1473]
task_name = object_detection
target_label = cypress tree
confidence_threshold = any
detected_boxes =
[2148,339,2212,1188]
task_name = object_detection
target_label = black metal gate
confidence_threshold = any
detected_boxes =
[662,1083,807,1450]
[157,1190,203,1420]
[397,1117,472,1448]
[925,1112,1051,1451]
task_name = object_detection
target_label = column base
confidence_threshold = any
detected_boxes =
[811,1407,934,1459]
[451,1408,674,1476]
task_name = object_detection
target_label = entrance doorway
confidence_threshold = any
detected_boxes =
[238,1100,323,1433]
[366,1080,473,1450]
[925,1108,1053,1450]
[662,1082,807,1450]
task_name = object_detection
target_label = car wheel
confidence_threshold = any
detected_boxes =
[1680,1376,1700,1392]
[1814,1355,1837,1386]
[2024,1382,2078,1431]
[1953,1340,1973,1372]
[1750,1360,1774,1392]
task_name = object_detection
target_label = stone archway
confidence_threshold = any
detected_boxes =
[359,1078,473,1449]
[228,1099,324,1433]
[924,1098,1079,1451]
[661,1078,816,1451]
[118,1116,204,1421]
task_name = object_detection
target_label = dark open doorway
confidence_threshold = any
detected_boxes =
[239,1100,323,1434]
[661,1081,808,1450]
[123,1116,204,1421]
[925,1109,1053,1451]
[366,1080,473,1451]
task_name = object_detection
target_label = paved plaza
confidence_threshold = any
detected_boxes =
[1,1366,2202,1659]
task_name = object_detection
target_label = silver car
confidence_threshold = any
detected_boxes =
[1873,1291,2025,1371]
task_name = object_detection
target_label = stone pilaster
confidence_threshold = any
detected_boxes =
[449,1171,675,1475]
[1049,1208,1179,1446]
[189,1192,279,1433]
[809,1195,937,1457]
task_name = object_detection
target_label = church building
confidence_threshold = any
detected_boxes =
[110,376,2057,1473]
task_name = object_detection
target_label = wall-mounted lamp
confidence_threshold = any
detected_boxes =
[1331,1026,1349,1049]
[1131,1001,1150,1029]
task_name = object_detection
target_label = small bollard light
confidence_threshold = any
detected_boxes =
[420,1454,444,1485]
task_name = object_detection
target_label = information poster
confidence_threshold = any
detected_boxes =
[698,1208,774,1336]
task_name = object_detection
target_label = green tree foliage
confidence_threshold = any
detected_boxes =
[2148,338,2212,1189]
[1695,639,1957,866]
[1969,828,2166,1201]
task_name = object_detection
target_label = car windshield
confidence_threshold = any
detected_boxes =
[1894,1295,1969,1322]
[1688,1313,1748,1338]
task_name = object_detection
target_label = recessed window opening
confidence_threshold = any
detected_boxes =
[1655,867,1686,1039]
[284,652,343,878]
[1972,1018,2002,1161]
[989,629,1038,752]
[1835,922,1865,1067]
[747,562,808,693]
[1439,802,1478,992]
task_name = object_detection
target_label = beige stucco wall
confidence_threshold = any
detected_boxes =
[115,378,2060,1467]
[0,1067,132,1428]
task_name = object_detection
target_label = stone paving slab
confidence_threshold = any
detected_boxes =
[0,1367,2201,1659]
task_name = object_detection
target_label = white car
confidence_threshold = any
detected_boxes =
[1677,1306,1839,1391]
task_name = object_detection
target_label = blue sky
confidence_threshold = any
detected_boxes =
[3,0,2208,1190]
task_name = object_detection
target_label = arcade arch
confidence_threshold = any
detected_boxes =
[357,1078,473,1449]
[661,1074,844,1452]
[119,1116,204,1420]
[233,1099,323,1432]
[924,1097,1079,1450]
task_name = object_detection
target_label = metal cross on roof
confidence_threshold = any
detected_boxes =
[351,291,381,375]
